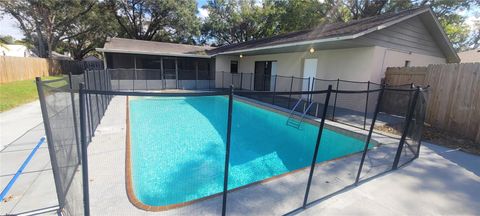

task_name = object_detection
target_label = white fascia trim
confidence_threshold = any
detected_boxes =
[214,8,430,56]
[95,48,211,58]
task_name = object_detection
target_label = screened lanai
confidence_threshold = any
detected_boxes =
[97,38,216,90]
[104,53,215,90]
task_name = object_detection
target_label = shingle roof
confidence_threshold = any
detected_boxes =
[208,6,430,55]
[100,38,213,57]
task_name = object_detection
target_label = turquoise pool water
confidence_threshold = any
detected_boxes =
[129,96,366,207]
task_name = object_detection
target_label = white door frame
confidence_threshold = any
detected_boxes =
[303,58,317,92]
[270,61,277,91]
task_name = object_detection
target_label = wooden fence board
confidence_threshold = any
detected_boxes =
[385,63,480,143]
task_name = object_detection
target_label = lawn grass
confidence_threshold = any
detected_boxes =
[0,76,63,112]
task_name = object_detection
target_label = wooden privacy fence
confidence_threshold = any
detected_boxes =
[385,63,480,143]
[1,56,104,83]
[0,56,64,83]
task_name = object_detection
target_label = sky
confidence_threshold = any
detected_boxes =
[0,1,478,40]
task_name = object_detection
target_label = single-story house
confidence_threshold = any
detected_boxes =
[97,6,459,90]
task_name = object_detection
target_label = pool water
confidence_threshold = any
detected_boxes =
[129,96,366,207]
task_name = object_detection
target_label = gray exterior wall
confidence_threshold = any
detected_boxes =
[358,16,446,58]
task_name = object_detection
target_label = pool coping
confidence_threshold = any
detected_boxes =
[124,95,394,212]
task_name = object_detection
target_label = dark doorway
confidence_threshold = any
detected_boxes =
[163,58,177,88]
[254,61,272,91]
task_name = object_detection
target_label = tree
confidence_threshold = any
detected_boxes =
[0,0,95,58]
[106,0,200,43]
[0,35,15,44]
[273,0,351,33]
[60,2,119,60]
[347,0,388,19]
[201,0,279,45]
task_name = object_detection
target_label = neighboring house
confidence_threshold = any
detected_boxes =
[97,6,459,90]
[0,44,35,57]
[458,49,480,63]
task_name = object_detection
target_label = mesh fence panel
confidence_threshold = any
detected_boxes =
[356,86,423,182]
[333,81,368,128]
[226,91,321,215]
[398,89,428,167]
[306,88,375,205]
[289,77,309,112]
[272,76,294,109]
[312,79,337,118]
[40,78,83,216]
[241,73,254,90]
[222,72,233,89]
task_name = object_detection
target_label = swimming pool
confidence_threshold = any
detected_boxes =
[128,96,367,209]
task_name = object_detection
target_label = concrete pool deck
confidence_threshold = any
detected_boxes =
[0,100,58,215]
[86,96,480,215]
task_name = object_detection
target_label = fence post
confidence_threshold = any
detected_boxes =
[355,86,384,184]
[145,70,149,91]
[331,79,339,120]
[303,85,332,208]
[222,86,234,216]
[240,73,243,90]
[117,70,121,91]
[133,68,136,91]
[35,77,65,213]
[392,87,420,170]
[79,83,91,216]
[222,71,225,89]
[288,76,294,108]
[250,73,254,90]
[175,59,179,89]
[92,71,101,122]
[302,78,310,112]
[68,73,81,164]
[407,82,414,110]
[194,62,198,90]
[100,70,106,112]
[160,58,165,89]
[310,77,315,103]
[263,73,267,91]
[272,75,277,105]
[84,71,93,141]
[414,89,425,159]
[363,81,370,130]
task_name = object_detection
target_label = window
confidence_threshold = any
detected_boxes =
[230,60,238,73]
[404,60,411,67]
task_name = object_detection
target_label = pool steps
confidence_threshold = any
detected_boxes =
[286,98,315,128]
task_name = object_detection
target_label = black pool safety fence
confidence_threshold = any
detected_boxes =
[104,70,417,131]
[36,69,428,216]
[35,71,111,216]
